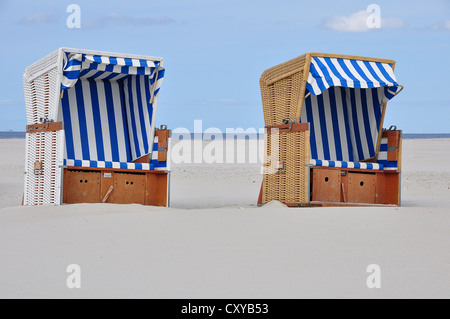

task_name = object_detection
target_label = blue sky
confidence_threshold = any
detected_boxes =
[0,0,449,133]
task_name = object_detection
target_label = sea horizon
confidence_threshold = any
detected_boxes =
[2,131,450,140]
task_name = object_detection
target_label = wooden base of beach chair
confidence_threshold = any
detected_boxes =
[257,168,400,207]
[291,201,398,207]
[258,124,403,207]
[62,167,169,207]
[310,167,400,206]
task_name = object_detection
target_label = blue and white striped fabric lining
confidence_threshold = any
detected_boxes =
[62,79,131,163]
[309,138,397,171]
[122,75,155,161]
[62,78,155,162]
[60,51,165,167]
[301,86,388,162]
[310,159,383,170]
[307,56,399,96]
[64,159,153,170]
[64,139,168,171]
[376,137,398,170]
[301,56,400,168]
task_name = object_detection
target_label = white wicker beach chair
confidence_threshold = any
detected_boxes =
[23,48,170,206]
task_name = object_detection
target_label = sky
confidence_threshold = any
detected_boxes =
[0,0,449,133]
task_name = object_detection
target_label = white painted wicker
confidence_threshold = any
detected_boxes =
[23,50,63,205]
[23,48,166,205]
[23,130,64,205]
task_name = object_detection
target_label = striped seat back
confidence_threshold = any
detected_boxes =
[60,50,165,165]
[62,76,155,163]
[62,78,132,163]
[301,86,387,162]
[123,75,155,160]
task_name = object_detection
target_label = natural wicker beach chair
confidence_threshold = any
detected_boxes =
[23,48,170,206]
[258,52,404,206]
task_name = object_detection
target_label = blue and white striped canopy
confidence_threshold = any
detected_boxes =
[60,51,165,165]
[307,56,398,96]
[61,52,164,94]
[301,56,401,163]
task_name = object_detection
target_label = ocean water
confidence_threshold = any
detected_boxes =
[0,132,26,139]
[175,133,450,140]
[1,131,450,140]
[402,133,450,139]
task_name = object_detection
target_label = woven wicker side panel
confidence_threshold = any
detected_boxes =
[262,130,310,205]
[24,130,64,205]
[260,54,307,126]
[261,71,304,126]
[23,67,58,125]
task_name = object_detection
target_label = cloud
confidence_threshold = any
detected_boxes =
[431,20,450,30]
[84,13,175,28]
[0,99,13,104]
[19,13,57,25]
[323,10,404,32]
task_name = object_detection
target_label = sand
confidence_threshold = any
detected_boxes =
[0,138,449,298]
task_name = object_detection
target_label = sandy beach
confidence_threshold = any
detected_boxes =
[0,138,449,298]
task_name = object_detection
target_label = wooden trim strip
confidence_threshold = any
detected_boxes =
[132,154,150,164]
[295,53,312,122]
[265,122,309,134]
[26,121,63,133]
[311,166,398,173]
[102,186,114,203]
[65,166,167,174]
[307,201,397,207]
[156,129,170,162]
[374,60,397,159]
[310,52,396,65]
